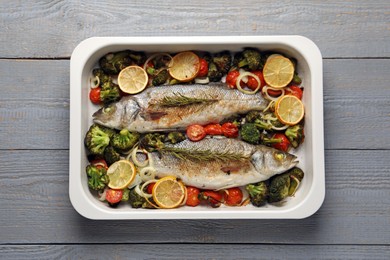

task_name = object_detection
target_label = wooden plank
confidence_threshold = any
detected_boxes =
[0,150,389,244]
[0,1,389,58]
[1,59,389,150]
[0,245,389,259]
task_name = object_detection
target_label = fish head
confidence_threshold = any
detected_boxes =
[251,147,298,177]
[92,97,139,130]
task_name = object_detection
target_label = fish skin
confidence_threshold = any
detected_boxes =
[93,83,269,133]
[146,137,298,190]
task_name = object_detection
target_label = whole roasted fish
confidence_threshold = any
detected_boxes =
[146,137,298,190]
[93,83,268,133]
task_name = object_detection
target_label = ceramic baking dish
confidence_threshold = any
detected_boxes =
[69,36,324,219]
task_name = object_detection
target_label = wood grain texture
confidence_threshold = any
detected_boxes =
[0,1,389,58]
[1,59,389,150]
[0,245,389,260]
[0,150,389,244]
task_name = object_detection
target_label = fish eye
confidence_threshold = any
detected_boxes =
[273,151,286,161]
[103,106,116,114]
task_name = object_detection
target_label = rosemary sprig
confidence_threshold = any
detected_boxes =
[160,146,248,162]
[156,93,217,107]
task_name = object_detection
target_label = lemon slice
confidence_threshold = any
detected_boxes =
[107,160,136,189]
[152,176,185,209]
[263,55,294,89]
[118,66,148,94]
[275,95,305,125]
[169,51,200,82]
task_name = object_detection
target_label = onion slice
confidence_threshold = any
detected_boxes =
[139,166,156,182]
[131,146,149,167]
[236,72,261,94]
[143,53,173,71]
[90,75,100,89]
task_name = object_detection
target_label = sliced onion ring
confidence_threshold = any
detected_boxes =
[143,53,173,71]
[98,187,108,201]
[90,75,100,89]
[131,146,149,167]
[236,72,261,95]
[194,77,210,84]
[139,166,156,182]
[262,85,285,101]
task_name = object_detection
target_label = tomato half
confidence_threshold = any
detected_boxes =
[226,70,240,88]
[286,85,303,100]
[186,186,201,207]
[186,124,206,142]
[271,133,291,152]
[204,124,223,135]
[221,122,239,138]
[246,70,265,91]
[200,190,223,207]
[105,189,123,205]
[197,58,209,77]
[91,159,108,170]
[89,87,102,104]
[223,187,243,206]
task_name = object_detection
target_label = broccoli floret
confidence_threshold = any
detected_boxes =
[104,146,121,166]
[240,123,261,144]
[128,50,146,66]
[268,167,305,203]
[234,48,262,70]
[86,165,109,191]
[152,69,169,86]
[100,81,121,104]
[166,132,186,144]
[207,62,223,82]
[140,133,166,151]
[285,124,305,148]
[121,188,130,202]
[99,51,133,75]
[93,68,111,84]
[268,173,291,203]
[292,73,302,85]
[245,111,262,123]
[84,124,115,155]
[111,129,140,152]
[244,111,273,131]
[287,167,304,196]
[246,181,269,207]
[213,51,232,74]
[128,187,154,208]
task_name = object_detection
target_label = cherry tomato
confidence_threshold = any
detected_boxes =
[91,159,108,170]
[286,85,303,100]
[146,182,156,194]
[221,122,239,138]
[272,133,291,152]
[186,124,206,142]
[200,190,223,208]
[186,186,201,207]
[105,189,123,205]
[246,70,265,91]
[204,123,223,135]
[197,58,209,77]
[223,187,243,206]
[226,70,240,88]
[89,87,102,104]
[266,88,283,97]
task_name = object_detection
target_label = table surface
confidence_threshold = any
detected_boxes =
[1,1,389,259]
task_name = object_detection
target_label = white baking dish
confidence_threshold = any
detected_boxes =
[69,36,324,219]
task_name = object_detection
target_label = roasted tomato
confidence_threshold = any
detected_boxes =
[186,186,201,207]
[200,190,223,207]
[186,124,206,142]
[223,187,243,206]
[221,122,239,138]
[204,123,223,135]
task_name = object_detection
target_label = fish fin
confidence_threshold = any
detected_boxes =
[140,110,168,120]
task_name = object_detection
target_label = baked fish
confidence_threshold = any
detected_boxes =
[93,83,268,133]
[146,137,298,190]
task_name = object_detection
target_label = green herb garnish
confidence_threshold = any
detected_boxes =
[157,93,217,107]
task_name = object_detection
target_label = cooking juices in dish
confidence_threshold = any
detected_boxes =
[84,48,305,209]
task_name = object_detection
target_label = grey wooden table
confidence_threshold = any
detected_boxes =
[1,1,389,259]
